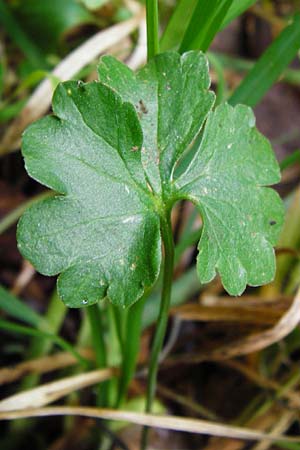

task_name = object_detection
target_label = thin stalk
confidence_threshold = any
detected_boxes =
[86,304,108,406]
[141,213,174,449]
[116,295,146,407]
[146,0,159,60]
[106,304,123,407]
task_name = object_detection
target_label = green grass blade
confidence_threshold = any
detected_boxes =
[208,51,300,87]
[0,0,47,69]
[18,289,67,402]
[207,52,228,104]
[0,285,46,328]
[0,62,4,100]
[276,443,300,450]
[280,149,300,171]
[179,0,234,53]
[0,99,26,123]
[146,0,159,59]
[160,0,197,51]
[229,13,300,107]
[221,0,257,29]
[161,0,256,52]
[0,318,89,367]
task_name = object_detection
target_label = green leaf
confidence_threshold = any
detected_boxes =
[98,52,215,192]
[18,51,284,307]
[229,13,300,107]
[175,102,283,295]
[18,81,161,308]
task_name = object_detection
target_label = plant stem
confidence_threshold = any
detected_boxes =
[141,212,174,449]
[86,303,108,406]
[146,0,159,60]
[116,295,146,407]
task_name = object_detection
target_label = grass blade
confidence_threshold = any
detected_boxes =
[161,0,256,52]
[229,13,300,107]
[221,0,257,29]
[0,61,4,100]
[179,0,234,53]
[146,0,159,59]
[208,51,300,87]
[0,319,89,368]
[280,150,300,171]
[0,0,47,69]
[0,99,27,123]
[0,285,45,328]
[277,443,300,450]
[160,0,197,51]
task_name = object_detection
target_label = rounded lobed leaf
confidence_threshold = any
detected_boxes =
[18,51,284,306]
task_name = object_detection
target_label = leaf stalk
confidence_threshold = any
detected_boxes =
[141,211,174,449]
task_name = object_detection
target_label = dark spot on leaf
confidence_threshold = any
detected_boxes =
[138,99,148,114]
[269,220,277,226]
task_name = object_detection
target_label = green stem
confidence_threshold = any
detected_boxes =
[116,295,146,407]
[141,213,174,449]
[146,0,159,60]
[86,303,108,406]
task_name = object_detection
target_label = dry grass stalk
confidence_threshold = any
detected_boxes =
[172,303,286,325]
[252,411,296,450]
[11,260,36,295]
[0,367,115,411]
[0,348,94,386]
[168,287,300,365]
[202,407,282,450]
[0,406,300,443]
